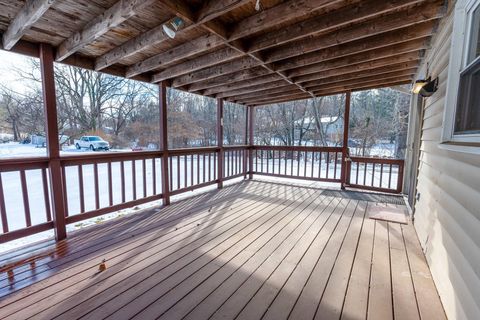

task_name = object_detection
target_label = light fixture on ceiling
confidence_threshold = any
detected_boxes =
[412,77,438,97]
[255,0,262,11]
[163,17,184,39]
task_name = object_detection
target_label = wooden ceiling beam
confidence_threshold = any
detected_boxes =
[241,93,312,106]
[247,0,427,53]
[188,67,274,92]
[228,0,351,41]
[2,0,55,50]
[287,39,428,78]
[56,0,157,61]
[201,59,420,98]
[294,52,422,83]
[275,21,436,72]
[124,34,224,77]
[214,80,289,98]
[226,84,300,101]
[238,89,316,104]
[311,79,413,97]
[263,0,444,63]
[301,63,419,88]
[305,71,417,92]
[95,0,250,71]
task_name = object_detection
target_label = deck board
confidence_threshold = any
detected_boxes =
[0,181,446,320]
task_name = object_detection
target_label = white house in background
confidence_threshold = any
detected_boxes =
[293,116,343,142]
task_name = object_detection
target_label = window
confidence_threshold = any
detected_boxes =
[443,0,480,144]
[455,4,480,134]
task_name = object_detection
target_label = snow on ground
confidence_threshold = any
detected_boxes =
[0,143,399,253]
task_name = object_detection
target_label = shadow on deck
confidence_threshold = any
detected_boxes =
[0,180,445,320]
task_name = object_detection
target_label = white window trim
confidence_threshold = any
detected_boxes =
[442,0,480,144]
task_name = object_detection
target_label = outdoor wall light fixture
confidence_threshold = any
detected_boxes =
[163,17,184,39]
[412,77,438,97]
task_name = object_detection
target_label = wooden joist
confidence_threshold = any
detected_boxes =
[287,40,429,78]
[215,80,289,99]
[245,93,312,106]
[1,0,55,50]
[274,21,436,71]
[189,68,275,92]
[246,0,427,53]
[264,0,444,63]
[311,79,413,97]
[56,0,157,61]
[228,84,301,102]
[294,52,423,83]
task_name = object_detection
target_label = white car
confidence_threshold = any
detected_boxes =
[74,136,110,151]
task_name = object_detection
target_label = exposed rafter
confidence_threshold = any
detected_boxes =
[56,0,157,61]
[2,0,55,50]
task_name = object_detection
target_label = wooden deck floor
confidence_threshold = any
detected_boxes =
[0,180,445,320]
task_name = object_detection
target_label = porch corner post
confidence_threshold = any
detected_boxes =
[40,43,67,241]
[248,106,254,179]
[340,91,351,190]
[159,81,170,205]
[217,98,224,189]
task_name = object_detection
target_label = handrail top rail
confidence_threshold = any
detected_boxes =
[252,145,343,152]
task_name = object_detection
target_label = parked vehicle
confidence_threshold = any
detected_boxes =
[74,136,110,151]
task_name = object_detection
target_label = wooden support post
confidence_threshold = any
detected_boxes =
[340,91,351,190]
[40,44,67,241]
[243,106,248,179]
[159,81,170,205]
[248,106,254,179]
[217,98,224,189]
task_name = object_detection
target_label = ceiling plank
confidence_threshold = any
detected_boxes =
[264,0,444,63]
[188,67,274,92]
[240,93,312,106]
[96,0,250,71]
[228,0,351,40]
[215,80,289,98]
[305,71,417,92]
[301,63,419,88]
[247,0,427,52]
[311,79,413,97]
[295,53,422,83]
[171,56,258,87]
[287,39,429,78]
[151,47,244,82]
[56,0,156,61]
[213,61,420,97]
[125,34,224,77]
[227,84,300,101]
[275,21,435,71]
[2,0,55,50]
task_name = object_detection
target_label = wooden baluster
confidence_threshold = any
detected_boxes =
[296,152,300,177]
[132,161,137,200]
[152,159,156,195]
[184,155,188,187]
[334,152,338,179]
[318,152,322,179]
[176,156,180,189]
[42,168,52,221]
[371,163,375,187]
[191,154,195,186]
[326,152,330,179]
[197,154,200,185]
[356,162,360,185]
[61,165,68,217]
[78,165,85,213]
[212,153,216,182]
[0,173,8,233]
[379,163,384,189]
[108,162,113,205]
[311,152,315,178]
[260,150,264,173]
[203,153,206,183]
[121,161,126,203]
[397,163,404,193]
[388,164,393,189]
[363,162,367,186]
[208,153,211,181]
[94,163,100,209]
[20,170,32,227]
[142,159,147,198]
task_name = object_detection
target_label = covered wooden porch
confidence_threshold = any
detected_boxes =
[0,180,445,320]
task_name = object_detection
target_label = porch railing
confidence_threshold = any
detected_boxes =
[0,146,404,244]
[251,146,343,182]
[346,156,405,194]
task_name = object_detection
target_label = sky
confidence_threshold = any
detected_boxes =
[0,49,39,94]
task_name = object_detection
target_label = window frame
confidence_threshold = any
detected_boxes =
[442,0,480,144]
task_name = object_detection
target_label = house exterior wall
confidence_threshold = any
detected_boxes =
[412,2,480,319]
